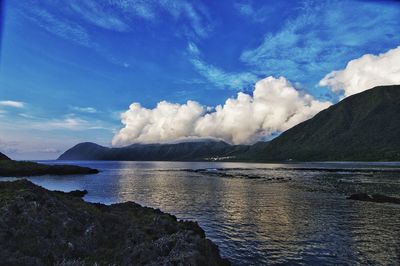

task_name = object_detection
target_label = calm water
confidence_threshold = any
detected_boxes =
[3,161,400,265]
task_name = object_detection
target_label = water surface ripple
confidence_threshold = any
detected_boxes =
[5,161,400,265]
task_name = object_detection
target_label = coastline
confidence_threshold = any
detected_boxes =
[0,179,230,265]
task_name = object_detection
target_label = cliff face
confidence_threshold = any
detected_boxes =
[0,180,230,266]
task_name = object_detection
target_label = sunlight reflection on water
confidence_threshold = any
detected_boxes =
[4,160,400,265]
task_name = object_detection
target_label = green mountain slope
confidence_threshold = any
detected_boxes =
[246,85,400,161]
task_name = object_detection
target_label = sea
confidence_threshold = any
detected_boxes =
[2,160,400,265]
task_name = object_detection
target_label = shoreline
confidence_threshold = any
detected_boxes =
[0,179,230,265]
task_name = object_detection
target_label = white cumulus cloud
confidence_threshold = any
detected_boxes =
[112,76,331,146]
[319,46,400,97]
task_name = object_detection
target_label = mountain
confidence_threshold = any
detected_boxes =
[58,141,250,161]
[244,85,400,161]
[59,85,400,162]
[0,152,10,161]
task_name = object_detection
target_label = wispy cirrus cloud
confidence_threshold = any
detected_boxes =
[44,117,98,130]
[14,0,210,44]
[64,0,211,37]
[12,0,211,66]
[71,106,97,113]
[234,1,283,23]
[240,1,400,86]
[1,110,113,132]
[163,0,211,38]
[19,5,93,48]
[187,42,258,90]
[27,115,111,131]
[0,100,25,108]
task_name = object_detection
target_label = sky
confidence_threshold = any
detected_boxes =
[0,0,399,159]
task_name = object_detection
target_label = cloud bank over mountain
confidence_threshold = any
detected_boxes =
[320,46,400,97]
[112,76,331,146]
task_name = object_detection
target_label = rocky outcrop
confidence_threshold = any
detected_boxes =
[0,160,99,177]
[347,193,400,204]
[0,180,230,265]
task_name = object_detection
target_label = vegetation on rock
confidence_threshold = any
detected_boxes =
[0,180,230,265]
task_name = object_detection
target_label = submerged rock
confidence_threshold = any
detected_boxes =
[0,160,99,177]
[347,193,400,204]
[0,180,230,265]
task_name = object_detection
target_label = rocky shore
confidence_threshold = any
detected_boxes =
[0,180,230,265]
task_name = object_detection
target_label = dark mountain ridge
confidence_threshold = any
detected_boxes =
[0,152,10,161]
[244,85,400,161]
[59,85,400,162]
[59,141,250,161]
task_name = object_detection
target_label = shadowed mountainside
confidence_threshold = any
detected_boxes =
[243,85,400,161]
[59,141,249,161]
[0,179,230,265]
[0,152,10,161]
[59,85,400,162]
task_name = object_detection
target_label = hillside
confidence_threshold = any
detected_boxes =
[245,85,400,161]
[59,85,400,162]
[0,152,10,161]
[58,141,249,161]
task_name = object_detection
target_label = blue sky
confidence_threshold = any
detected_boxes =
[0,0,399,159]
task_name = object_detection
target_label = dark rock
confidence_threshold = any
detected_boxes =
[347,193,373,201]
[0,180,230,265]
[67,189,88,197]
[54,189,88,198]
[347,193,400,204]
[0,160,99,177]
